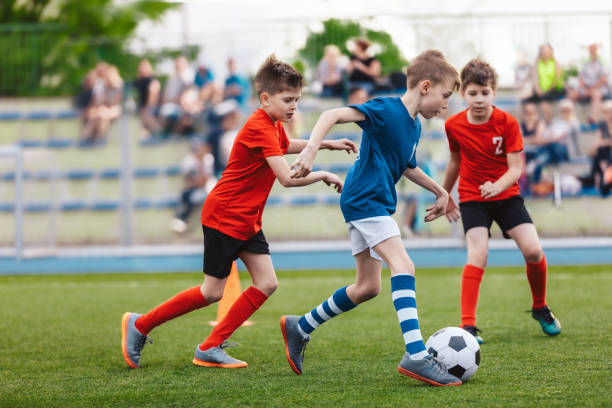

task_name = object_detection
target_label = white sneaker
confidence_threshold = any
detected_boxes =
[170,218,188,234]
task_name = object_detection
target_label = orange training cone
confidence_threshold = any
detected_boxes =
[208,261,254,326]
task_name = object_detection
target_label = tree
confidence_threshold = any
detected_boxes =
[298,18,408,76]
[0,0,180,96]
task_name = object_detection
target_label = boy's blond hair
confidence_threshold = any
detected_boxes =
[405,49,459,91]
[460,58,498,91]
[254,55,304,96]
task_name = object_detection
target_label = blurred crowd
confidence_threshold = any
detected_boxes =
[72,38,612,235]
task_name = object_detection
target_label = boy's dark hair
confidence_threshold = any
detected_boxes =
[460,58,498,91]
[254,55,304,95]
[405,49,460,91]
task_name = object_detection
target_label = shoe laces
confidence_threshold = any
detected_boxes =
[423,354,447,374]
[299,336,309,360]
[530,306,556,324]
[462,325,481,336]
[219,341,239,350]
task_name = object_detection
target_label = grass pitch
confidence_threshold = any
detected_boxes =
[1,265,610,407]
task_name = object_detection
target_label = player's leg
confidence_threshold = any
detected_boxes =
[373,236,461,386]
[460,226,489,343]
[194,230,273,368]
[280,225,379,375]
[459,201,493,343]
[505,222,561,336]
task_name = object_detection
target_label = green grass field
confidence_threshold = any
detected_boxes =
[1,265,611,407]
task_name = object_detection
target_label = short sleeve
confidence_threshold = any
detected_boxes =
[445,122,460,153]
[240,126,283,157]
[349,97,388,134]
[503,114,523,153]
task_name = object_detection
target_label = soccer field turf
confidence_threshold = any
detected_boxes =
[1,265,610,407]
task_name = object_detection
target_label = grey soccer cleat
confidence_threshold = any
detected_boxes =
[398,353,462,386]
[192,341,248,368]
[280,315,310,375]
[121,312,153,368]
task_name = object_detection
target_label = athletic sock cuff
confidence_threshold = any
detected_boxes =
[463,264,485,280]
[390,273,415,292]
[243,286,268,309]
[332,286,356,312]
[526,254,547,271]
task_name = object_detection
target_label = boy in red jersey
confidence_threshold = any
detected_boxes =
[121,55,355,369]
[442,59,561,344]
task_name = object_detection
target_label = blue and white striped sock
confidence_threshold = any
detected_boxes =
[298,286,357,335]
[391,274,428,360]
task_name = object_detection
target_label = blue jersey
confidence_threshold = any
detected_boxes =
[340,97,421,222]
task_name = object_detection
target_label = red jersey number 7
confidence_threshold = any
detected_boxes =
[492,136,503,155]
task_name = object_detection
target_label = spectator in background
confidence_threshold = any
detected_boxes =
[75,69,96,128]
[205,99,242,176]
[589,100,612,195]
[171,137,217,234]
[520,102,546,186]
[223,57,251,110]
[527,100,576,183]
[347,85,369,105]
[195,59,222,109]
[529,44,565,105]
[159,56,195,135]
[81,63,123,142]
[515,51,536,102]
[567,43,611,123]
[347,37,381,94]
[317,45,347,97]
[133,59,161,141]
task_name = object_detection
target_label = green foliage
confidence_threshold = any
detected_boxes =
[0,266,610,407]
[0,0,180,96]
[298,18,408,76]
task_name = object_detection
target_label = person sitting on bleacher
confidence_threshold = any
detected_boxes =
[159,56,197,136]
[81,63,123,143]
[133,59,162,141]
[527,100,577,183]
[171,137,217,234]
[567,43,611,124]
[317,45,347,98]
[588,100,612,196]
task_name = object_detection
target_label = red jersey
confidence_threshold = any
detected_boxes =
[445,107,523,203]
[201,108,289,240]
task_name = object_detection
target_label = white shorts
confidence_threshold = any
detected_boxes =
[348,215,401,261]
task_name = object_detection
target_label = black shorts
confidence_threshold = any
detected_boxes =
[459,196,533,239]
[202,225,270,278]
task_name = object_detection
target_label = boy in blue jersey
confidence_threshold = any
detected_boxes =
[281,50,462,386]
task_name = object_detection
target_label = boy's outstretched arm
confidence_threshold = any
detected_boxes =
[266,155,343,193]
[291,107,365,178]
[442,151,461,222]
[403,167,449,222]
[286,138,357,155]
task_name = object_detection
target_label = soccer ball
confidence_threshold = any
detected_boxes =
[425,327,481,382]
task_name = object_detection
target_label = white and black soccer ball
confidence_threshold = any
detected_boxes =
[425,326,481,382]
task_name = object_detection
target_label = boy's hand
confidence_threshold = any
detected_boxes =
[445,195,461,222]
[424,192,449,222]
[325,138,358,154]
[479,181,502,199]
[291,146,317,178]
[322,172,343,193]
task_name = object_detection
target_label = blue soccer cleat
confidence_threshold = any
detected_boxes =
[121,312,153,368]
[531,305,561,336]
[192,341,248,368]
[461,325,484,344]
[398,353,462,386]
[280,315,310,375]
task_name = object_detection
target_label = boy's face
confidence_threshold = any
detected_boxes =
[261,88,301,123]
[419,80,454,119]
[462,83,495,118]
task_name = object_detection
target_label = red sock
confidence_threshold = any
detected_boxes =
[199,286,267,351]
[135,286,209,335]
[526,254,547,309]
[461,264,485,327]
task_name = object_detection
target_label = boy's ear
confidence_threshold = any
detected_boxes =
[260,92,270,106]
[420,80,431,94]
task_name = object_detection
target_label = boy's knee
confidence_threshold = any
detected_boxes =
[524,248,543,264]
[255,277,278,297]
[354,283,380,302]
[200,284,223,303]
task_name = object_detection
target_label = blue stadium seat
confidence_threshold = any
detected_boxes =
[24,111,53,120]
[134,167,160,178]
[0,111,21,120]
[290,196,319,206]
[134,198,154,209]
[90,200,120,211]
[55,110,79,119]
[165,165,182,176]
[46,139,74,149]
[25,202,52,212]
[99,168,120,179]
[0,202,14,211]
[60,201,87,211]
[66,169,95,180]
[18,140,44,148]
[155,197,179,209]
